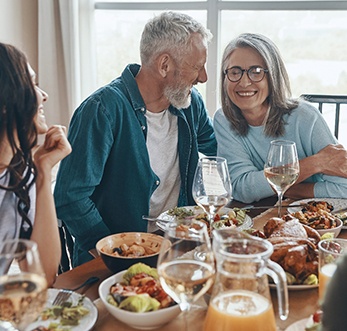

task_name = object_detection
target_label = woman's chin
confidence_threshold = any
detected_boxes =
[36,122,48,135]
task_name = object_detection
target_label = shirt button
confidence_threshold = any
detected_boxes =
[156,180,160,186]
[141,126,146,130]
[141,107,145,112]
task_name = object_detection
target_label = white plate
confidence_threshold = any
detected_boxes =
[157,206,253,232]
[270,283,318,291]
[25,288,98,331]
[287,198,347,229]
[285,318,310,331]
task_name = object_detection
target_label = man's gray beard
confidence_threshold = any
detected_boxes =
[164,85,192,109]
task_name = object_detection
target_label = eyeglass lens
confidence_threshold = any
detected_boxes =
[226,67,266,82]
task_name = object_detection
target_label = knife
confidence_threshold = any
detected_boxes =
[242,205,347,215]
[240,204,305,210]
[332,207,347,215]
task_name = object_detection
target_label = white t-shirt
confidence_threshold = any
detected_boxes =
[145,109,181,232]
[0,169,36,241]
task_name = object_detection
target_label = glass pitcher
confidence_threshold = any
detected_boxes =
[204,229,288,331]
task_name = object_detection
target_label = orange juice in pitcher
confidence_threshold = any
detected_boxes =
[204,290,276,331]
[207,229,288,331]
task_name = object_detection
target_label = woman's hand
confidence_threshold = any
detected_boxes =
[285,144,347,199]
[314,144,347,178]
[34,125,72,173]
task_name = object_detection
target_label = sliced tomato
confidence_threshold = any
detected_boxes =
[313,309,323,323]
[214,214,221,221]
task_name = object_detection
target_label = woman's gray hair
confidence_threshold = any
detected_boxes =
[140,11,212,65]
[220,33,299,137]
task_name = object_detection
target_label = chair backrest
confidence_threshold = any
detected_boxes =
[301,94,347,139]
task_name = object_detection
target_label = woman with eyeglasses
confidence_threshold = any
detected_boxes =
[214,33,347,203]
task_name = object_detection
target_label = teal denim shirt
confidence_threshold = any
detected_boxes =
[54,64,217,266]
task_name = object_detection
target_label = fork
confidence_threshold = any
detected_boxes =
[52,276,99,306]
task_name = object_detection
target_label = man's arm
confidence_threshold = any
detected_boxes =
[194,90,217,155]
[54,99,114,252]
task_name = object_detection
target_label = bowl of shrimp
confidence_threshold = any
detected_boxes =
[96,232,170,274]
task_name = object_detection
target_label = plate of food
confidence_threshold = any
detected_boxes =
[270,283,318,291]
[263,216,320,290]
[25,288,98,331]
[285,318,309,331]
[285,311,322,331]
[157,206,253,233]
[287,198,347,229]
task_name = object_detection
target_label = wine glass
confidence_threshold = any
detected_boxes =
[157,220,215,331]
[0,239,48,331]
[192,156,232,225]
[264,140,300,217]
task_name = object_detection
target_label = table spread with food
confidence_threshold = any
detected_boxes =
[37,198,347,331]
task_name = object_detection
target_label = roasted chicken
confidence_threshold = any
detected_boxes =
[263,216,320,284]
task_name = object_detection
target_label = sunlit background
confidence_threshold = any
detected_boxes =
[93,1,347,146]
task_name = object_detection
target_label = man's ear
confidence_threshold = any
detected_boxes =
[158,53,172,78]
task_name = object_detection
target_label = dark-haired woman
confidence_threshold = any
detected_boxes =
[0,42,71,285]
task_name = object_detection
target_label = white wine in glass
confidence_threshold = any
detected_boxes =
[0,239,48,331]
[157,220,215,330]
[264,140,300,217]
[192,156,232,225]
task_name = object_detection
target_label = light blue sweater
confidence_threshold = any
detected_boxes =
[214,101,347,203]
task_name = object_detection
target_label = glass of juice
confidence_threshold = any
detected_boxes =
[318,238,347,302]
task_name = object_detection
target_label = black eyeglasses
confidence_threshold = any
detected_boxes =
[224,66,269,83]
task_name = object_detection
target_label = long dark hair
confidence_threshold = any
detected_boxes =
[220,33,299,137]
[0,42,38,238]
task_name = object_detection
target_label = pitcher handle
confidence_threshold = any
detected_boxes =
[265,259,289,321]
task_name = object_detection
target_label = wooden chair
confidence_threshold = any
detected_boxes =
[301,94,347,139]
[53,178,74,274]
[57,218,74,274]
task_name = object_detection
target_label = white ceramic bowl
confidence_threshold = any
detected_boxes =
[316,218,343,238]
[96,232,170,274]
[98,270,181,330]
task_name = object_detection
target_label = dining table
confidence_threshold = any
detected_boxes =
[52,197,347,331]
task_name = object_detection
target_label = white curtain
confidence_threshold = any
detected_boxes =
[38,0,97,128]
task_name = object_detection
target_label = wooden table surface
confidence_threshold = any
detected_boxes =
[53,198,347,330]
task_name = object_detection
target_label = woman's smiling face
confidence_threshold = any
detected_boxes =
[28,64,49,134]
[225,47,270,117]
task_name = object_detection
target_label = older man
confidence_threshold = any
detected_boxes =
[54,11,217,266]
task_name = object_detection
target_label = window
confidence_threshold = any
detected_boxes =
[94,1,347,146]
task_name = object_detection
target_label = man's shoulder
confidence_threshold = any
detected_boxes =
[76,78,128,113]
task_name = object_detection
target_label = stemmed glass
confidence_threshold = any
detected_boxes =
[192,156,232,225]
[0,239,48,331]
[157,220,215,331]
[264,140,300,217]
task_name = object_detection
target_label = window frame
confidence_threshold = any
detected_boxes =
[94,0,347,114]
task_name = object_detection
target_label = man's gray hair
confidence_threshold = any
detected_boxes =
[140,11,212,64]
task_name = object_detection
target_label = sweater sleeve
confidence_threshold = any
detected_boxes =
[214,103,347,203]
[307,109,347,198]
[294,103,347,198]
[214,109,274,203]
